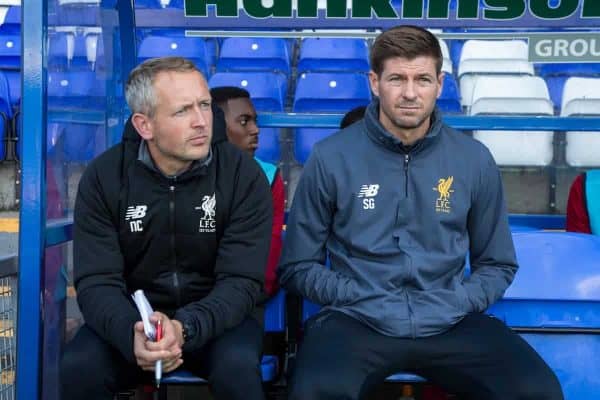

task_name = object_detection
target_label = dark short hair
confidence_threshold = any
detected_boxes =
[210,86,251,108]
[370,25,443,77]
[340,105,367,129]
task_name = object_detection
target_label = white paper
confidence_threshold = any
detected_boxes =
[131,289,156,340]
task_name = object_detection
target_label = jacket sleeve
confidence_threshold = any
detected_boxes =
[264,171,285,296]
[566,173,591,233]
[277,146,361,306]
[465,149,519,312]
[173,155,272,352]
[73,163,140,364]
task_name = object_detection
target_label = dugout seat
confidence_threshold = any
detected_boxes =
[561,77,600,167]
[469,75,554,166]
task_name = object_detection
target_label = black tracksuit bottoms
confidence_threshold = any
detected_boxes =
[61,316,264,400]
[288,311,564,400]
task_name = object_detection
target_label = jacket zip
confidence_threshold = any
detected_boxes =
[405,290,417,338]
[404,153,410,198]
[169,182,182,307]
[402,152,416,336]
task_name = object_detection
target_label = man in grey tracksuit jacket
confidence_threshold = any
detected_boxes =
[279,25,563,400]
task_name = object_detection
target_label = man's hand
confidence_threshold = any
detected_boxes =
[133,312,184,373]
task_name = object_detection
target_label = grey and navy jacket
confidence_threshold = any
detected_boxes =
[278,99,518,338]
[74,106,272,363]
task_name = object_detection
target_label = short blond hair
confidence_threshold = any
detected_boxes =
[125,57,202,117]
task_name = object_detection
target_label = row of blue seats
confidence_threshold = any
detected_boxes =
[0,71,588,163]
[135,35,600,79]
[154,231,600,400]
[34,31,600,81]
[40,67,595,115]
[138,36,368,76]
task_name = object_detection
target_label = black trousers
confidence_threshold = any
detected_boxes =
[289,311,564,400]
[61,317,265,400]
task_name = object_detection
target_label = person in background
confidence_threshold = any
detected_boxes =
[340,105,367,129]
[211,86,285,297]
[278,25,563,400]
[61,57,272,400]
[566,170,600,234]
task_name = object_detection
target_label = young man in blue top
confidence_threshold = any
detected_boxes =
[278,25,563,400]
[210,86,285,298]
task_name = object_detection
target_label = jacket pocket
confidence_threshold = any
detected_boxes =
[410,288,468,336]
[454,282,472,313]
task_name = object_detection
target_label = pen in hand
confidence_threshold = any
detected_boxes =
[155,318,163,388]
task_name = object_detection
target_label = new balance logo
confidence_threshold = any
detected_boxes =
[357,184,379,198]
[125,205,147,232]
[357,184,379,209]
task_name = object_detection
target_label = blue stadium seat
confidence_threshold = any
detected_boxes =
[74,32,99,70]
[133,0,164,8]
[0,6,21,35]
[209,72,287,112]
[137,35,210,77]
[63,123,105,162]
[293,72,371,112]
[3,70,18,108]
[144,29,218,71]
[164,0,186,8]
[46,122,62,157]
[545,75,568,113]
[204,37,218,70]
[509,224,540,233]
[134,0,200,8]
[0,70,11,160]
[48,32,73,70]
[161,289,286,386]
[0,69,12,119]
[0,28,21,108]
[217,38,290,75]
[296,38,369,73]
[294,128,337,164]
[437,74,461,113]
[449,39,464,69]
[540,63,600,112]
[48,71,105,110]
[48,31,93,71]
[32,122,104,162]
[16,119,88,161]
[55,2,101,26]
[488,232,600,400]
[537,63,600,78]
[255,127,280,165]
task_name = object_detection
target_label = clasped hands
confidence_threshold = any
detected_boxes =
[133,311,185,373]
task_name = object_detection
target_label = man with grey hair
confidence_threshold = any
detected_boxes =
[61,57,272,399]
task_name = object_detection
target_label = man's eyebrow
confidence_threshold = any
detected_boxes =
[174,102,193,111]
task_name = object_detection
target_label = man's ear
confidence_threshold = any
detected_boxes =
[131,113,153,141]
[436,71,445,99]
[368,70,380,98]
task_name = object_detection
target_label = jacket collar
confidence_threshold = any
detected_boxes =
[122,102,227,179]
[137,140,212,179]
[364,98,443,154]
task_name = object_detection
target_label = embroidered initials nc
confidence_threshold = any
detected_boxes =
[125,205,147,232]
